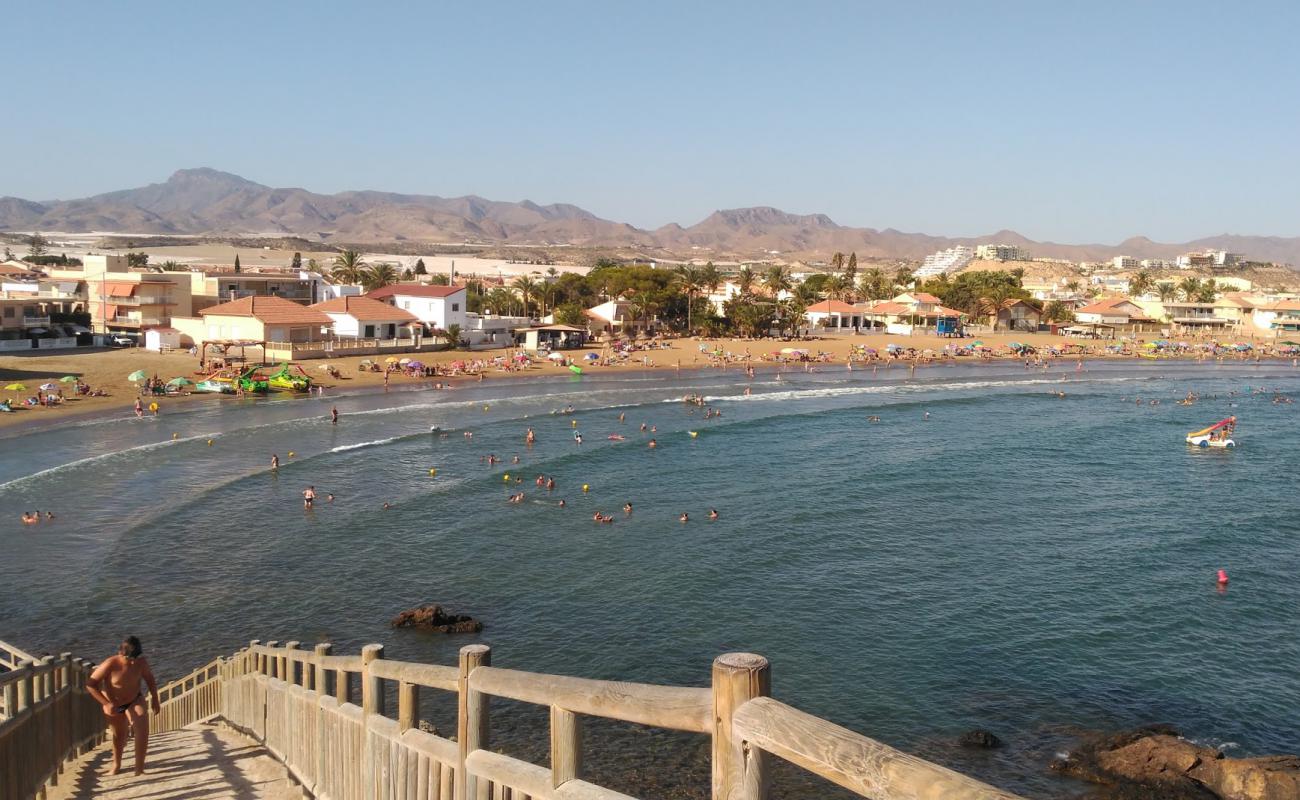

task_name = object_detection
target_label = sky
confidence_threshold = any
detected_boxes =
[5,0,1299,243]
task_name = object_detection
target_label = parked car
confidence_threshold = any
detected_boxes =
[109,334,136,347]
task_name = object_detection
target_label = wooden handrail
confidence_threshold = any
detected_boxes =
[732,697,1023,800]
[471,665,713,734]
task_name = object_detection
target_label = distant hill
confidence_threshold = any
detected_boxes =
[2,168,1298,266]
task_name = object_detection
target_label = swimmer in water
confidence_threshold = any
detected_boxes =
[271,454,279,469]
[923,411,930,420]
[382,502,392,510]
[648,439,657,448]
[547,477,556,491]
[640,423,647,432]
[618,412,625,423]
[558,499,566,508]
[303,486,316,508]
[331,406,339,425]
[574,432,583,444]
[679,512,689,523]
[326,493,335,503]
[623,503,633,514]
[1217,568,1229,585]
[526,427,535,444]
[708,509,719,520]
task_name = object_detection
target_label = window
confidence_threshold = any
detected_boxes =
[403,301,411,310]
[452,303,460,311]
[2,307,13,318]
[364,324,375,338]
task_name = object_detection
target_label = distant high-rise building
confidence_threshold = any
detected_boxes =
[916,246,975,278]
[1139,258,1173,270]
[1111,256,1139,270]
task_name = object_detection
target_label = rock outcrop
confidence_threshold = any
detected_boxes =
[1053,725,1300,800]
[959,729,1004,749]
[390,605,482,633]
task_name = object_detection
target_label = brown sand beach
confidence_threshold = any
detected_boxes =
[0,330,1291,431]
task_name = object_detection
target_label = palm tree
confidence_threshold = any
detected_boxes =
[894,266,914,290]
[1157,283,1178,303]
[485,287,516,316]
[824,274,849,301]
[331,250,367,285]
[762,265,791,296]
[512,276,538,318]
[540,280,557,319]
[781,298,807,337]
[627,294,655,335]
[858,267,892,302]
[1064,279,1082,295]
[698,262,722,296]
[735,266,756,297]
[673,265,702,333]
[1177,276,1202,302]
[830,252,845,272]
[1196,279,1220,304]
[1128,270,1155,297]
[362,262,399,291]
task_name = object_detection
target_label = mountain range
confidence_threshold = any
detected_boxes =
[3,168,1298,266]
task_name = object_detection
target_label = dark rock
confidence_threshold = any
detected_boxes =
[959,729,1004,749]
[417,720,439,736]
[1054,725,1300,800]
[390,604,483,633]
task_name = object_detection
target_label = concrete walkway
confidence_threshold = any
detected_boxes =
[49,720,304,800]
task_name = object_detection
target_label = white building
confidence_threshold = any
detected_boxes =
[311,295,420,340]
[366,284,468,332]
[1139,258,1173,270]
[975,244,1027,261]
[915,246,974,279]
[1111,256,1139,270]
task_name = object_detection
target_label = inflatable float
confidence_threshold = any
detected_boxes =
[1187,416,1236,448]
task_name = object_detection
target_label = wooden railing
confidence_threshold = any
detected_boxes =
[0,647,104,800]
[151,657,224,734]
[216,640,1024,800]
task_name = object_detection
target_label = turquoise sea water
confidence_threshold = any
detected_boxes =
[2,360,1298,797]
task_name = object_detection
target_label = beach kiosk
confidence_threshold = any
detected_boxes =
[936,315,962,337]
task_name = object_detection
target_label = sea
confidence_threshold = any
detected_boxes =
[2,359,1298,798]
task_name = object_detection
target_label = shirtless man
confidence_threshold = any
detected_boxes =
[86,636,161,776]
[303,486,316,508]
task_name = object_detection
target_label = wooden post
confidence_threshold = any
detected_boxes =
[39,655,54,699]
[248,640,261,676]
[57,652,73,692]
[265,640,279,678]
[313,643,332,696]
[15,661,33,712]
[284,641,300,686]
[457,644,491,800]
[550,706,582,787]
[361,644,385,716]
[335,662,351,705]
[398,681,419,731]
[712,653,770,800]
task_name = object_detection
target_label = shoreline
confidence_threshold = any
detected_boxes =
[2,348,1294,439]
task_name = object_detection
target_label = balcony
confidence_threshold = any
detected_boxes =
[110,316,164,327]
[105,295,175,306]
[22,316,51,327]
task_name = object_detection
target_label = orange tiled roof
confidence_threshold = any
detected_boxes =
[1076,297,1139,315]
[367,283,465,300]
[806,300,860,313]
[199,295,331,324]
[311,295,418,322]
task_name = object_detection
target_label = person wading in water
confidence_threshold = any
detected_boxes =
[86,636,161,775]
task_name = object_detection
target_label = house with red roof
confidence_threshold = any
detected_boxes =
[805,300,865,330]
[860,293,966,334]
[367,283,468,333]
[311,295,420,340]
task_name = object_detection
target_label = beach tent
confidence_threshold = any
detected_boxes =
[127,369,147,381]
[584,352,599,361]
[167,377,194,387]
[59,375,77,383]
[548,352,566,361]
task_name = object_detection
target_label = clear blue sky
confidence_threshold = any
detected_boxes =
[6,0,1298,243]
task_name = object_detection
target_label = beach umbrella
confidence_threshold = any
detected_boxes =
[128,369,148,381]
[407,361,424,369]
[384,356,400,363]
[59,375,77,383]
[39,382,58,391]
[4,383,26,391]
[398,357,411,365]
[584,352,599,360]
[548,352,566,361]
[885,343,902,351]
[167,377,194,387]
[359,359,374,366]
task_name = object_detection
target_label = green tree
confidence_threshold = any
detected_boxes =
[1064,279,1081,294]
[735,266,757,296]
[1195,279,1220,303]
[724,296,775,337]
[830,252,845,272]
[306,258,320,273]
[290,251,302,270]
[1157,282,1178,303]
[127,252,149,268]
[823,274,849,301]
[763,264,792,296]
[894,266,914,289]
[1177,276,1202,302]
[401,267,414,280]
[414,258,427,275]
[673,265,703,333]
[844,252,858,285]
[779,297,807,337]
[511,276,539,317]
[331,250,367,285]
[158,260,185,271]
[26,232,48,257]
[1129,270,1155,297]
[698,262,722,296]
[233,254,242,274]
[554,303,586,327]
[1042,300,1075,323]
[858,267,893,302]
[445,323,463,348]
[362,262,399,291]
